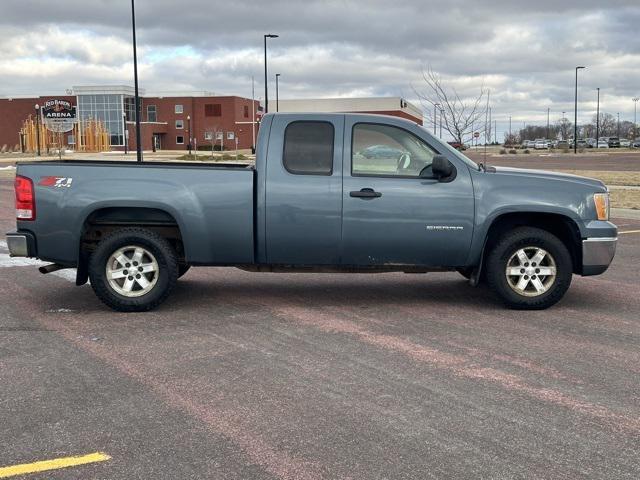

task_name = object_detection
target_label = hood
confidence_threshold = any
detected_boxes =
[492,166,606,190]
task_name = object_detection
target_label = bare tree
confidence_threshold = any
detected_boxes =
[414,67,488,144]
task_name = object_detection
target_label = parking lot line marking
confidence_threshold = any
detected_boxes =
[619,229,640,235]
[0,452,110,478]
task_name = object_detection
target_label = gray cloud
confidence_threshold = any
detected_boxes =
[1,0,639,136]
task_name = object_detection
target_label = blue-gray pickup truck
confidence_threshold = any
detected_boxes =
[6,113,617,311]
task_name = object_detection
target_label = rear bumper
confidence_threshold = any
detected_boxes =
[5,231,37,258]
[581,237,617,276]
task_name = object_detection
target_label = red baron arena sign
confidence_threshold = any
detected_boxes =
[41,99,77,133]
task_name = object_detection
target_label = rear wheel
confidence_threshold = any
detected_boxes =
[88,228,178,312]
[486,227,572,309]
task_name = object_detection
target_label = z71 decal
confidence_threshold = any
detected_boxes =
[38,176,73,188]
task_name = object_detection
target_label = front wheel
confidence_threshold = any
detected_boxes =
[88,228,178,312]
[486,227,572,310]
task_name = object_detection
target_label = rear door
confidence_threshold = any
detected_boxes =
[264,114,344,264]
[341,118,474,266]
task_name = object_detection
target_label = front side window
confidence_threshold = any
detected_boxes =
[176,135,184,144]
[175,104,183,114]
[352,123,437,177]
[283,121,334,175]
[175,119,184,129]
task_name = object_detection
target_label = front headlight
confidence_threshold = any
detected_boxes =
[593,192,609,221]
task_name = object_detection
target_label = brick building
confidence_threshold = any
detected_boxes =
[0,87,423,152]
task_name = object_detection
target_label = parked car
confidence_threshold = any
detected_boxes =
[6,113,617,311]
[607,137,621,148]
[522,140,534,149]
[534,139,548,149]
[597,140,610,148]
[633,138,640,148]
[447,141,467,151]
[555,140,569,149]
[361,144,405,159]
[619,138,631,148]
[585,138,597,148]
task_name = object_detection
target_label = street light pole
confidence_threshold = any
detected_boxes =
[122,111,128,155]
[596,88,600,145]
[130,0,143,162]
[251,76,256,154]
[275,73,281,112]
[34,104,41,156]
[547,107,550,139]
[187,115,192,157]
[633,97,639,143]
[263,34,278,114]
[433,103,440,135]
[617,112,620,138]
[574,66,586,153]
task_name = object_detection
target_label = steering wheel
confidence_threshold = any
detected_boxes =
[396,152,411,172]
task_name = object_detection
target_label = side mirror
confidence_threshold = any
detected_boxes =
[431,155,454,180]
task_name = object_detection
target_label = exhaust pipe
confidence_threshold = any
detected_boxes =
[39,263,67,274]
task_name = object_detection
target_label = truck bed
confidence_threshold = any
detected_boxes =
[16,160,256,265]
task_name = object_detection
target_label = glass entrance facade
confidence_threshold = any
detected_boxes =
[76,90,138,146]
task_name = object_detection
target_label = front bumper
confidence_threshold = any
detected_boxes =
[582,237,617,276]
[5,231,37,258]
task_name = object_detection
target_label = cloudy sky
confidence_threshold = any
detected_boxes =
[1,0,639,136]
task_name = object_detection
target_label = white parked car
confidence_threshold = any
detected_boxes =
[597,140,609,148]
[534,139,548,149]
[619,138,631,147]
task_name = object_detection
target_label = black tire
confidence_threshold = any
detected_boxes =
[88,228,178,312]
[178,264,191,278]
[486,227,572,310]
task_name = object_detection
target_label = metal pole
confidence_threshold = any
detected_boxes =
[187,115,192,156]
[263,34,278,114]
[275,73,280,112]
[547,107,550,139]
[131,0,143,162]
[433,103,439,135]
[633,97,639,143]
[574,66,585,153]
[251,76,256,153]
[35,104,41,156]
[617,112,620,137]
[596,88,600,145]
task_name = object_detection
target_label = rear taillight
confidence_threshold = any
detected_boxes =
[15,175,35,221]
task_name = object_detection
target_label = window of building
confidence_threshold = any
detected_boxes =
[175,119,184,129]
[67,134,75,145]
[205,103,222,117]
[175,104,183,114]
[147,105,157,122]
[282,121,334,175]
[243,105,249,118]
[204,131,213,140]
[77,93,127,146]
[176,135,184,144]
[351,123,437,177]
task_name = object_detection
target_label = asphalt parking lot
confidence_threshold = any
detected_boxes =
[1,177,639,479]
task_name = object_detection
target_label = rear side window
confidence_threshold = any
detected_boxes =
[283,121,334,175]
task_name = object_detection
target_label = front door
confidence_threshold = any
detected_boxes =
[341,120,474,266]
[264,115,344,265]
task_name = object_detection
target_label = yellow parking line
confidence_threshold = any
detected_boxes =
[0,452,110,478]
[619,230,640,235]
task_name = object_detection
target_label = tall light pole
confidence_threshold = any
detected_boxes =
[34,104,41,156]
[617,112,620,138]
[433,103,440,135]
[596,88,600,145]
[275,73,281,112]
[251,76,256,154]
[546,107,550,139]
[263,34,278,114]
[187,115,192,157]
[574,66,586,153]
[130,0,142,162]
[633,97,639,143]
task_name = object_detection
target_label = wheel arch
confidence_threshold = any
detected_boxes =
[480,211,582,276]
[76,206,186,285]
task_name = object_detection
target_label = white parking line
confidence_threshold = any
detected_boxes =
[0,240,78,283]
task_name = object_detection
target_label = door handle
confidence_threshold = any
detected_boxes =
[350,188,382,198]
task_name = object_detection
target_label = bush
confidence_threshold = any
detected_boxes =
[523,149,530,154]
[499,149,507,154]
[562,148,570,154]
[509,149,517,154]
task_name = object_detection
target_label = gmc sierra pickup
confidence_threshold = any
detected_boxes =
[6,113,617,311]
